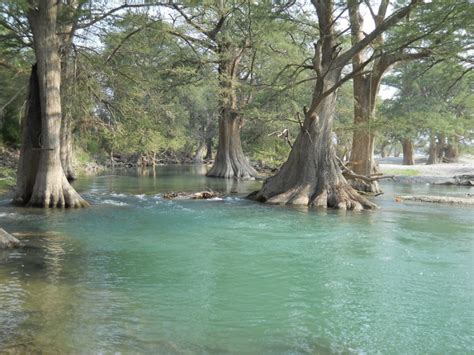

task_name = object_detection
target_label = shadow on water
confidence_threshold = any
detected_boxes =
[0,231,81,352]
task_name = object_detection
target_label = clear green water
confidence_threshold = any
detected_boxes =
[0,165,473,354]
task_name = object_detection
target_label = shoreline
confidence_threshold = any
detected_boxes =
[378,155,474,186]
[1,148,473,187]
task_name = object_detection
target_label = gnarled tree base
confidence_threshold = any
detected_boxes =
[206,111,257,180]
[27,175,89,208]
[206,157,257,179]
[250,182,376,211]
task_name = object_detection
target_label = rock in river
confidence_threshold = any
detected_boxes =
[0,227,21,249]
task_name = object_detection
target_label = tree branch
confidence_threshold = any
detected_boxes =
[338,0,420,67]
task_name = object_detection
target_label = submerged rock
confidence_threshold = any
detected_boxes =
[0,228,21,249]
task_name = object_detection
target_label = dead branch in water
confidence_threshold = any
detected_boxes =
[336,156,394,184]
[396,195,474,205]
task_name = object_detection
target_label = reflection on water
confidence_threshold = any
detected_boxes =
[0,166,473,353]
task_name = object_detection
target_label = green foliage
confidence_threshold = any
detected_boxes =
[0,23,31,148]
[0,166,16,192]
[1,0,472,167]
[381,60,473,150]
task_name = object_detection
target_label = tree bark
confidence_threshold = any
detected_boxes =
[58,0,80,181]
[349,75,381,193]
[204,138,213,160]
[193,142,206,163]
[60,111,76,180]
[347,0,429,192]
[251,69,375,209]
[445,137,459,162]
[206,46,257,179]
[14,65,42,205]
[15,0,88,208]
[426,134,442,164]
[207,108,257,178]
[347,1,384,194]
[402,139,415,165]
[380,141,389,158]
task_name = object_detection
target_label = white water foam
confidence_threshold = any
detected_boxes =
[102,200,128,206]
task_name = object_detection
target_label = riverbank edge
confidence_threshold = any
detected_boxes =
[1,148,472,191]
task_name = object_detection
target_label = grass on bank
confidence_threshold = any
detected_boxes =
[382,168,420,176]
[0,167,16,193]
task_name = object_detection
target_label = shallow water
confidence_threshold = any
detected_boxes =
[0,165,473,354]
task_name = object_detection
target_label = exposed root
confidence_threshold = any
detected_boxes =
[27,175,89,208]
[207,156,257,180]
[249,183,376,211]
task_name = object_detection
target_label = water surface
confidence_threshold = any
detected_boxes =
[0,165,473,353]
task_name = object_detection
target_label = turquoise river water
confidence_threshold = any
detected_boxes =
[0,165,473,354]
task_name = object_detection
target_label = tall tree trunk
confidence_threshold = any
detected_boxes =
[204,138,213,160]
[427,133,442,164]
[347,1,385,194]
[207,108,256,178]
[16,0,88,208]
[206,47,257,179]
[58,0,80,181]
[251,69,375,210]
[349,76,381,193]
[347,0,429,191]
[380,140,389,158]
[13,65,42,205]
[402,139,415,165]
[445,136,459,162]
[193,142,206,163]
[250,0,416,208]
[60,111,76,180]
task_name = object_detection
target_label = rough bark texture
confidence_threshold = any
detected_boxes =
[14,65,42,205]
[402,139,415,165]
[207,109,257,179]
[349,75,381,193]
[347,1,385,194]
[60,111,76,180]
[58,0,80,181]
[14,0,88,208]
[206,45,257,179]
[347,0,430,191]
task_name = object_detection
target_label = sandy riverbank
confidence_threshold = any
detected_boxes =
[378,155,474,184]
